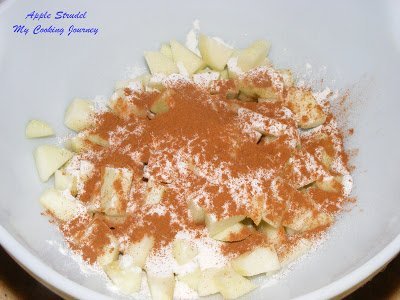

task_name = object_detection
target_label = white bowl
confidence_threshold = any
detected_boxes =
[0,0,399,299]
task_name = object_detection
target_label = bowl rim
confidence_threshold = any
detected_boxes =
[1,224,399,299]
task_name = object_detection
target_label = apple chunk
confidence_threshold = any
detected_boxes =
[177,268,201,291]
[100,167,133,216]
[144,51,179,75]
[54,170,77,195]
[198,34,233,71]
[125,235,155,268]
[214,267,256,299]
[172,239,198,265]
[234,40,271,73]
[212,223,253,242]
[104,259,142,295]
[197,268,220,296]
[231,246,280,276]
[285,87,326,129]
[205,214,245,236]
[170,40,205,75]
[64,98,94,132]
[25,119,54,138]
[160,43,173,59]
[34,145,73,182]
[147,273,175,300]
[39,188,84,221]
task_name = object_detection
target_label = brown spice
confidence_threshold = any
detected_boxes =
[59,69,353,266]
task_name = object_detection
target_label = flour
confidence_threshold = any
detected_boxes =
[185,19,201,56]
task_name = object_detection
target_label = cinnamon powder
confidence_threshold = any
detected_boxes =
[59,70,353,268]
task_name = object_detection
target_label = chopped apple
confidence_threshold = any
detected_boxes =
[160,43,173,59]
[220,69,229,79]
[125,235,155,268]
[285,87,326,129]
[237,76,279,101]
[97,234,120,267]
[213,223,253,242]
[144,51,179,75]
[147,272,175,300]
[172,239,198,265]
[214,267,256,299]
[284,151,328,189]
[100,167,133,216]
[34,145,73,182]
[150,90,174,115]
[104,259,142,295]
[87,133,109,147]
[258,222,285,245]
[145,181,166,205]
[25,119,54,138]
[187,199,205,224]
[64,98,94,132]
[315,176,342,192]
[205,214,245,236]
[197,268,220,296]
[198,34,233,71]
[277,69,294,87]
[302,211,334,231]
[231,246,280,276]
[109,89,147,119]
[281,190,314,232]
[177,268,201,291]
[39,188,83,221]
[170,40,205,75]
[233,40,271,73]
[54,170,77,195]
[65,135,88,153]
[279,238,312,267]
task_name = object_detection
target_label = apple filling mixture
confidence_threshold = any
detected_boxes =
[28,34,353,299]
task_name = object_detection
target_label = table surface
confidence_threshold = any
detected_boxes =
[0,246,399,300]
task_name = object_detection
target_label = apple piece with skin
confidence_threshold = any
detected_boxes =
[104,259,142,295]
[205,214,246,236]
[144,51,179,75]
[125,235,155,268]
[177,267,201,291]
[100,167,133,216]
[64,98,94,132]
[231,246,281,276]
[39,188,84,222]
[170,40,205,75]
[197,268,220,296]
[25,119,54,138]
[172,239,198,265]
[198,34,234,71]
[214,267,256,299]
[146,272,175,300]
[34,145,73,182]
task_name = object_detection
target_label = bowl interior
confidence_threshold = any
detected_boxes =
[0,0,399,299]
